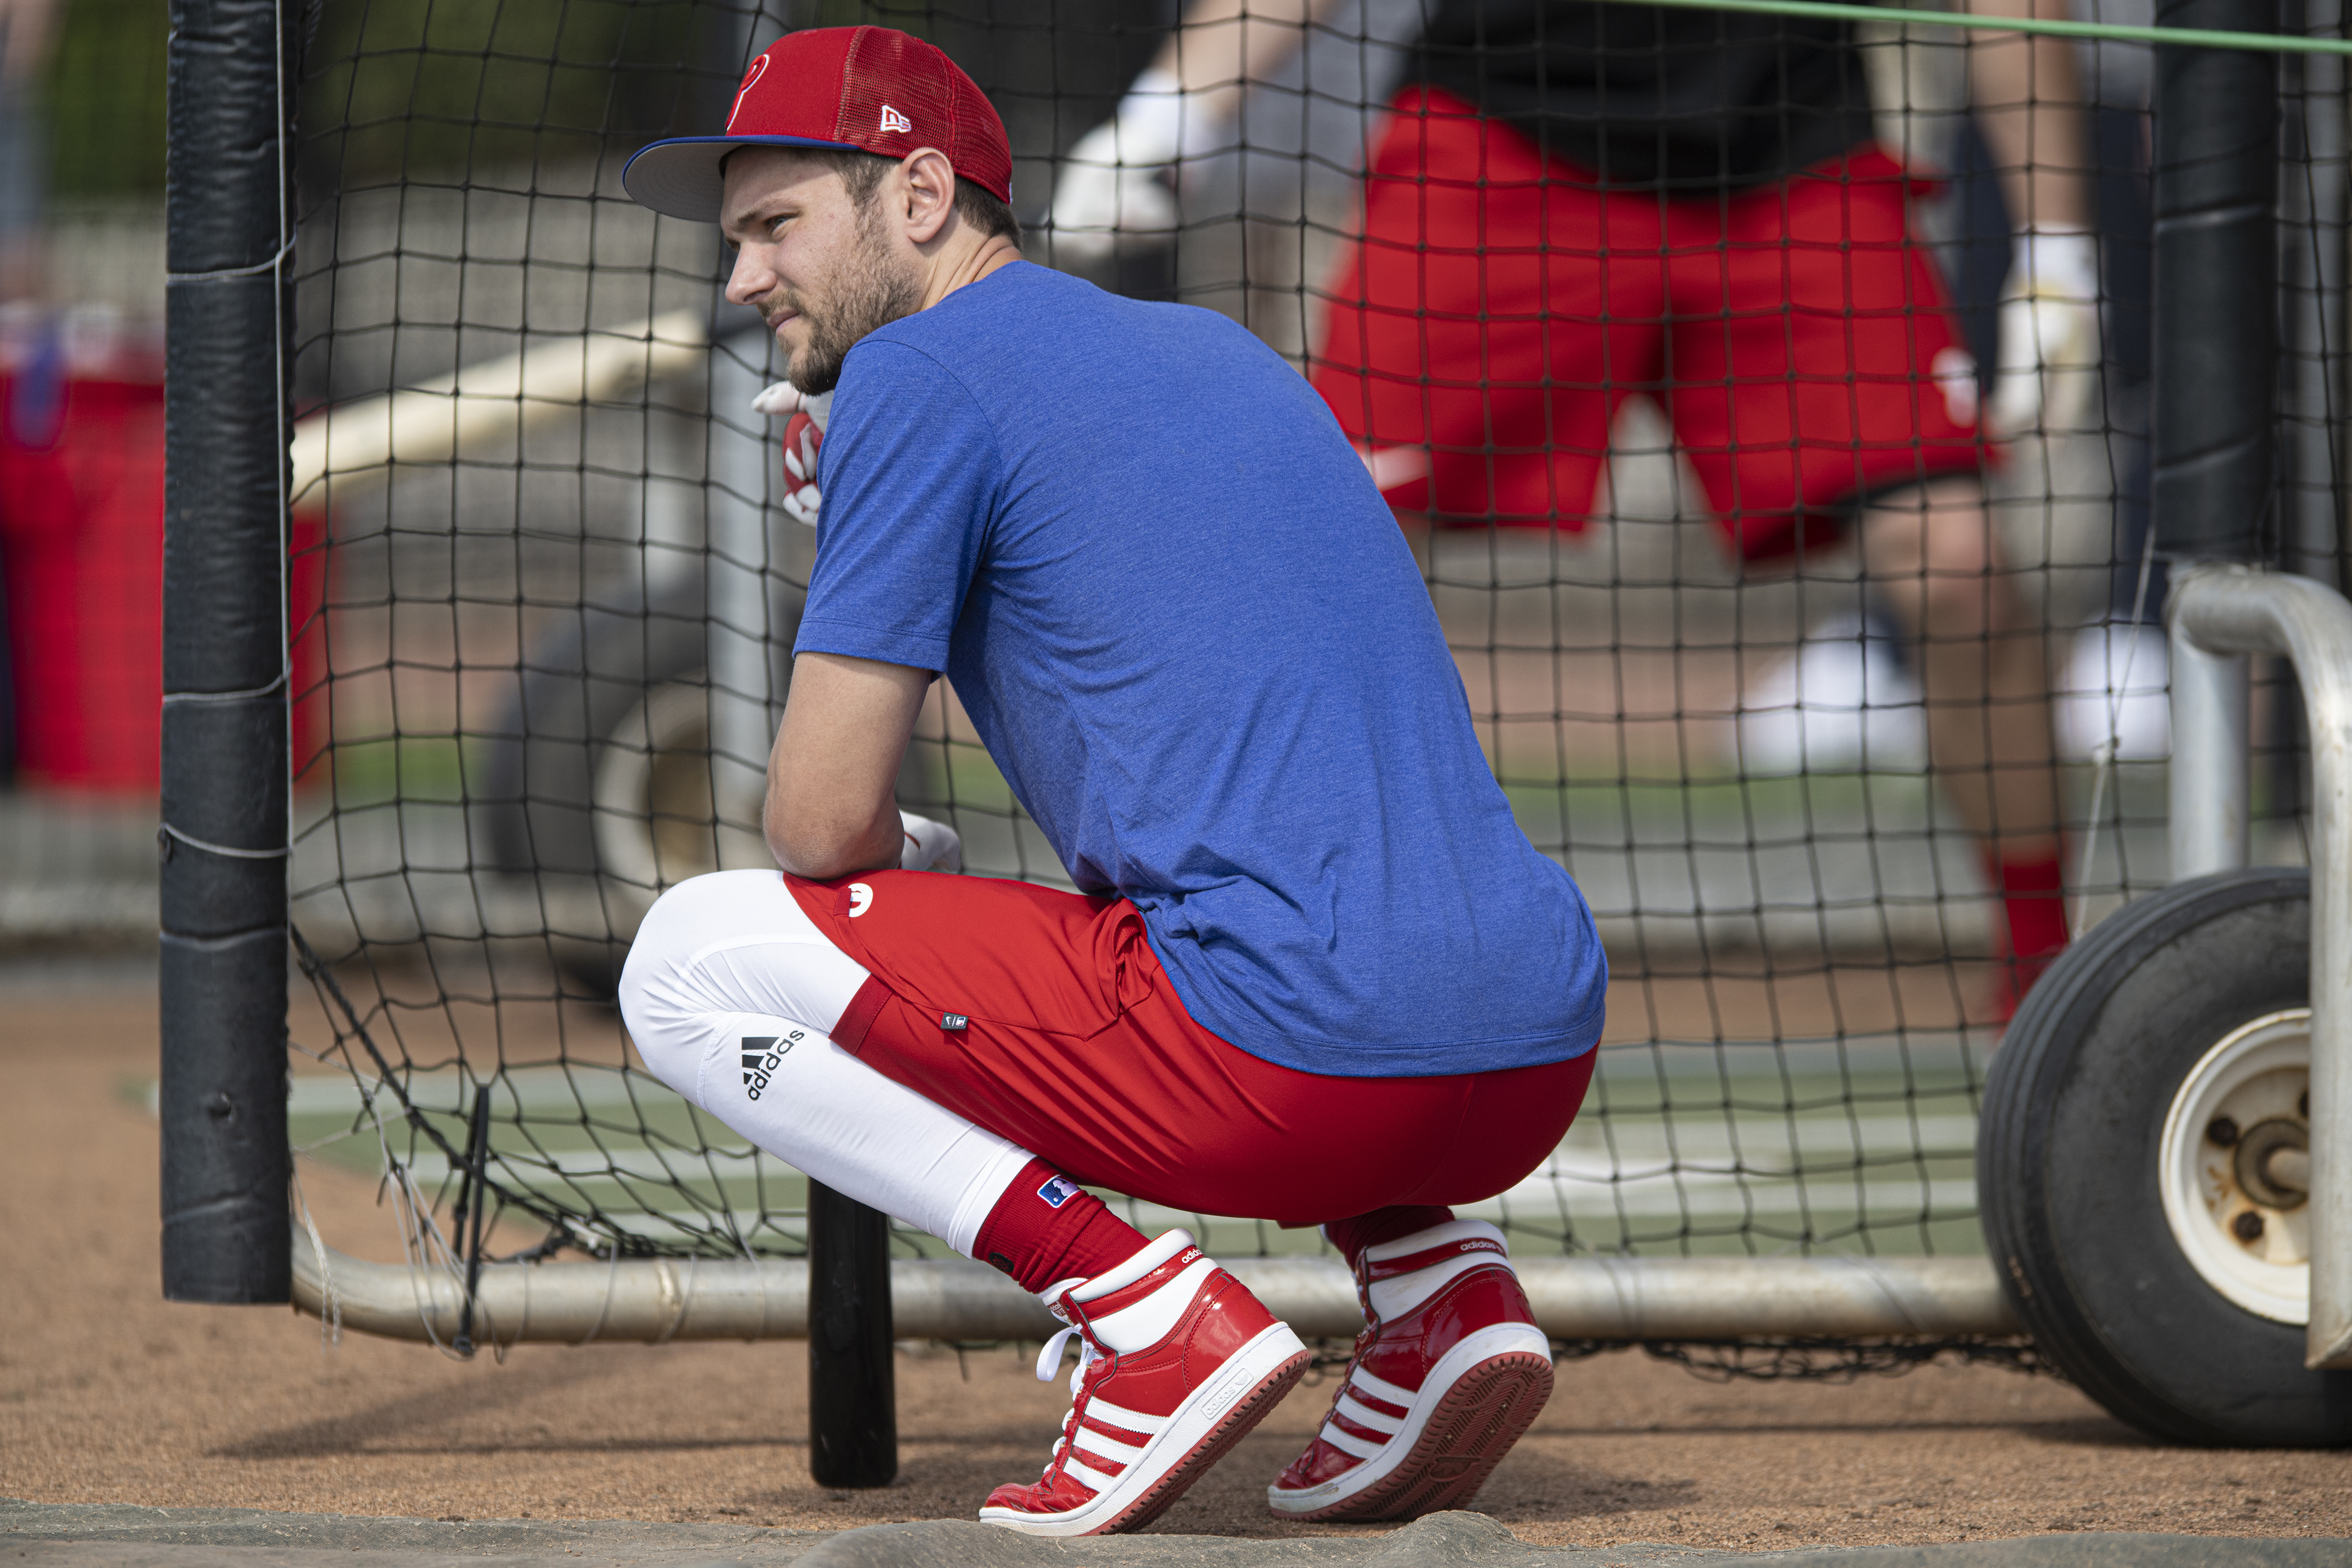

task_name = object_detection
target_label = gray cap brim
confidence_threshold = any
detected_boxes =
[622,134,864,222]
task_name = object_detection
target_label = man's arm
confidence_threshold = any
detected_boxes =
[1962,0,2101,435]
[1051,0,1336,256]
[1961,0,2092,232]
[1149,0,1320,113]
[763,651,931,879]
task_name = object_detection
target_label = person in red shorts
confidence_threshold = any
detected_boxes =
[1057,0,2101,1012]
[618,24,1609,1536]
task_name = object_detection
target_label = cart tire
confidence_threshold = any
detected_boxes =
[472,575,802,994]
[1979,865,2352,1445]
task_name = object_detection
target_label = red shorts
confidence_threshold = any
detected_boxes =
[786,870,1593,1228]
[1310,87,1987,555]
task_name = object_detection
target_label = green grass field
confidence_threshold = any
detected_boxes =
[275,1026,1987,1266]
[270,727,2189,1269]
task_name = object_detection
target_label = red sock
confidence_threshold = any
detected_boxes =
[1324,1206,1456,1266]
[972,1159,1149,1294]
[1998,854,2070,988]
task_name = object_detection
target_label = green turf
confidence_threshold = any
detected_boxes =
[313,735,472,808]
[270,1035,1990,1264]
[273,734,2180,1268]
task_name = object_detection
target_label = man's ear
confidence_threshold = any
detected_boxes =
[900,147,958,245]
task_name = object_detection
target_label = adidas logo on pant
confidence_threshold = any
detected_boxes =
[741,1030,806,1099]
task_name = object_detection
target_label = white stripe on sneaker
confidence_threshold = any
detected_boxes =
[1318,1423,1383,1461]
[1073,1427,1144,1466]
[1332,1393,1403,1434]
[1062,1456,1120,1493]
[1084,1396,1169,1435]
[1346,1366,1416,1408]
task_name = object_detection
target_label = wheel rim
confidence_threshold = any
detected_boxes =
[2157,1008,2313,1326]
[591,682,763,898]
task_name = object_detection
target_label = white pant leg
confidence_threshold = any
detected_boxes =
[618,869,1034,1254]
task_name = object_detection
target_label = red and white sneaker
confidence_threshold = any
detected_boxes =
[980,1228,1310,1537]
[1266,1219,1552,1522]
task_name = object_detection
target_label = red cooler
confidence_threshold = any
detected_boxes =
[0,323,325,792]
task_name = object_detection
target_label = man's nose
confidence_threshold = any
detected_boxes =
[724,246,772,308]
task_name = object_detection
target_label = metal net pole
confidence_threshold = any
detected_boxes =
[159,0,299,1306]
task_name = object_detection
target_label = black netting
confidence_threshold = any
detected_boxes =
[279,1,2341,1326]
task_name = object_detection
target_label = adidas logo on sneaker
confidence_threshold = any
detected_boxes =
[741,1030,806,1100]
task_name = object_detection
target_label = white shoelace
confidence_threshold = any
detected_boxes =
[1033,1325,1107,1475]
[1035,1323,1082,1383]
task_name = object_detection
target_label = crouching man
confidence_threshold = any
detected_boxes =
[616,25,1607,1537]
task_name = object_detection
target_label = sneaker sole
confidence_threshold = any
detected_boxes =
[1268,1333,1554,1523]
[981,1320,1312,1537]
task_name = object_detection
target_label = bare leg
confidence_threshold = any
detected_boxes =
[1859,475,2062,867]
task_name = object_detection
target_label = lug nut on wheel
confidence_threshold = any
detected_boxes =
[2236,1118,2311,1210]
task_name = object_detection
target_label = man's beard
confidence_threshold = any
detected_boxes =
[771,209,923,395]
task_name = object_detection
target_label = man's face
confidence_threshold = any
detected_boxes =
[721,148,923,394]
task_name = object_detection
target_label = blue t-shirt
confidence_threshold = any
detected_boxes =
[795,261,1605,1077]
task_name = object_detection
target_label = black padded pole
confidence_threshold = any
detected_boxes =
[807,1181,897,1487]
[2151,0,2280,563]
[159,0,297,1304]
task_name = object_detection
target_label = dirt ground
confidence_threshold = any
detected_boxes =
[4,968,2347,1552]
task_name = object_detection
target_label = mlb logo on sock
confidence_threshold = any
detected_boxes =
[1037,1175,1083,1209]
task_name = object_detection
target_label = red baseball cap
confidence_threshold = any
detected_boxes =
[624,27,1013,221]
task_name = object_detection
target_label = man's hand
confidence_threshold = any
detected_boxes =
[779,409,824,525]
[753,382,831,525]
[1990,229,2102,438]
[897,809,963,873]
[1960,0,2096,437]
[765,652,931,879]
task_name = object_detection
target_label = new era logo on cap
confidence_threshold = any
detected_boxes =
[622,26,1013,221]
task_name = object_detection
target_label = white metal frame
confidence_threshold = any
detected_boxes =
[2167,563,2352,1368]
[291,1231,2014,1347]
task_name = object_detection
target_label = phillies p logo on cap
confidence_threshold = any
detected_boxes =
[624,26,1013,223]
[726,53,771,130]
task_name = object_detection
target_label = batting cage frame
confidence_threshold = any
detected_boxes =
[160,0,2352,1476]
